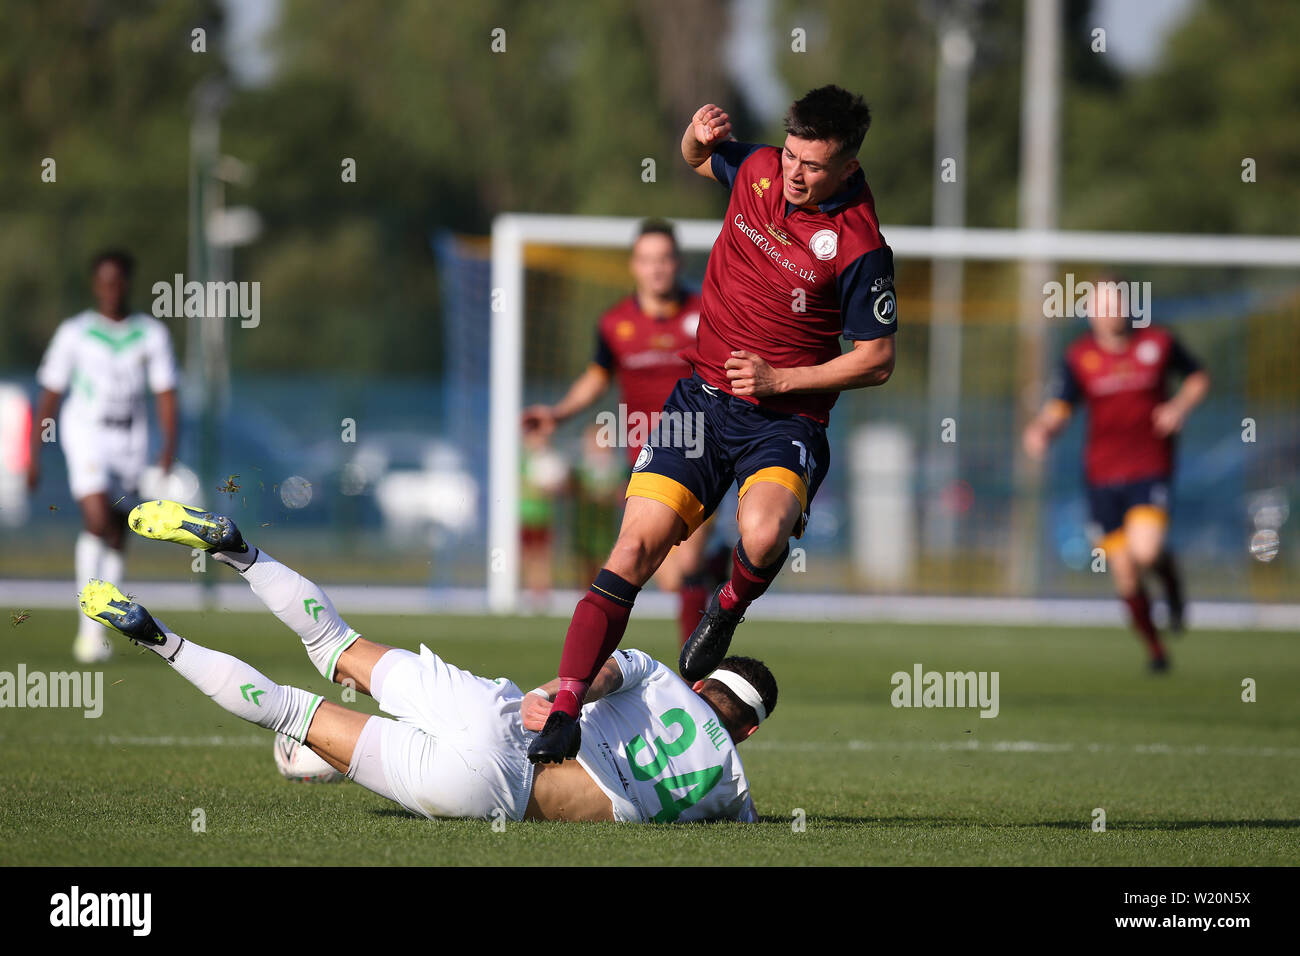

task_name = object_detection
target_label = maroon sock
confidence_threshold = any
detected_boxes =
[678,582,710,648]
[717,542,788,615]
[1151,550,1184,610]
[552,569,639,718]
[1122,590,1165,661]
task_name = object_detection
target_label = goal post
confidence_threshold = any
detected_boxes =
[487,213,1300,614]
[488,215,723,612]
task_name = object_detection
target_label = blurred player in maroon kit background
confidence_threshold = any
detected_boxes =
[1024,276,1210,671]
[521,219,722,646]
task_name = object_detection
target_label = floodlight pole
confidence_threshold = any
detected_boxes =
[926,2,976,555]
[187,77,227,603]
[1011,0,1062,595]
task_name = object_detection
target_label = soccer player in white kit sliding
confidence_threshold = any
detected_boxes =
[78,500,773,824]
[27,251,179,663]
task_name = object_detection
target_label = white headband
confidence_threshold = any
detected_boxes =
[708,669,767,725]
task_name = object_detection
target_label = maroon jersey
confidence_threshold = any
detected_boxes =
[593,291,700,462]
[680,142,897,424]
[1053,326,1202,485]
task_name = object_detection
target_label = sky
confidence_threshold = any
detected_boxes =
[1092,0,1195,73]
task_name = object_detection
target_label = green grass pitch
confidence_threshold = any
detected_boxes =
[1,606,1296,865]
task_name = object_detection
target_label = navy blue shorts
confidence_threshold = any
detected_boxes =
[1087,476,1171,537]
[625,374,830,541]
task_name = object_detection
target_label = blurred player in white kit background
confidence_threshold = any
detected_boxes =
[27,250,179,662]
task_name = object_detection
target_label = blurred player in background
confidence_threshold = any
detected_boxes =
[571,423,625,586]
[519,428,569,607]
[521,218,723,645]
[27,250,178,662]
[1023,276,1210,671]
[530,85,898,763]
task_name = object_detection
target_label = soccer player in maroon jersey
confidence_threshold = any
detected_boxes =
[520,219,719,645]
[1023,278,1210,671]
[529,86,897,763]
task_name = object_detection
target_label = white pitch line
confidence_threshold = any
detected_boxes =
[2,580,1297,630]
[0,732,269,748]
[94,734,266,747]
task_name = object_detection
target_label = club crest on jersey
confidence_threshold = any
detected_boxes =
[616,319,636,340]
[751,177,772,197]
[633,444,653,472]
[1136,340,1160,365]
[809,229,838,261]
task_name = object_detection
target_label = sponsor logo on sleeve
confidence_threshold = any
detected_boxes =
[874,290,897,324]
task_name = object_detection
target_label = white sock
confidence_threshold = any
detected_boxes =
[168,638,324,743]
[75,532,105,638]
[212,544,258,573]
[240,552,360,680]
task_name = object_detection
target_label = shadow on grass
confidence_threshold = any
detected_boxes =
[368,808,428,821]
[365,809,1300,830]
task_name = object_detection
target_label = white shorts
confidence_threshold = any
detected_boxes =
[354,646,536,821]
[60,416,147,502]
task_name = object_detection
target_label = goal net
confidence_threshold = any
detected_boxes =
[434,217,1300,617]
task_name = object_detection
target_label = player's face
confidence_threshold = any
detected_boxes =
[781,135,859,207]
[1087,281,1128,339]
[92,261,129,317]
[630,233,680,299]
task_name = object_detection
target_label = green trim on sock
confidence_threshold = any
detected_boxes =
[295,694,324,744]
[325,629,361,681]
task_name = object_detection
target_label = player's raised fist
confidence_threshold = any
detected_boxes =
[725,349,781,398]
[691,104,732,147]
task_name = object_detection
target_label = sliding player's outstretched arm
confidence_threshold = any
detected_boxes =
[521,655,624,731]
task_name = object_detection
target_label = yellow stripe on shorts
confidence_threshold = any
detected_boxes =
[737,466,808,514]
[626,473,706,538]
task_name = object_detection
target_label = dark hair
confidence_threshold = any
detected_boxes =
[635,218,679,254]
[784,85,872,157]
[703,655,778,727]
[90,249,135,280]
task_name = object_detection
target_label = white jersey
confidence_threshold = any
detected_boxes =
[577,648,758,824]
[36,310,177,425]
